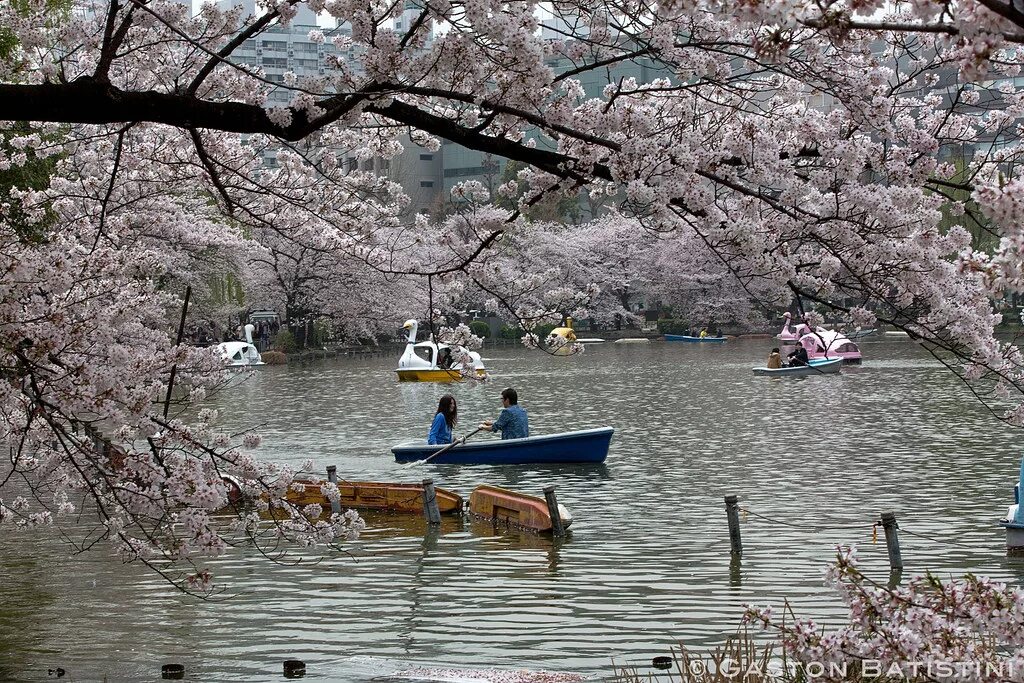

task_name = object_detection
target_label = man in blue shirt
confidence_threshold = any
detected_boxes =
[480,387,529,439]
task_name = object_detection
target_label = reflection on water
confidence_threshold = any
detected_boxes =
[3,338,1024,681]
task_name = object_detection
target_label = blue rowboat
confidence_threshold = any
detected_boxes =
[752,358,842,377]
[392,427,614,465]
[665,334,727,343]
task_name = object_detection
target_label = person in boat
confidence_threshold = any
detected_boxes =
[438,347,453,369]
[787,345,809,367]
[767,347,782,369]
[479,387,529,440]
[428,394,458,445]
[699,328,708,338]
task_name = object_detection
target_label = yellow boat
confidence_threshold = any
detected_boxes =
[396,367,488,382]
[545,317,579,356]
[218,475,464,516]
[395,319,487,382]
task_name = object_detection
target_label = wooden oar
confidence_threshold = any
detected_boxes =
[402,426,484,469]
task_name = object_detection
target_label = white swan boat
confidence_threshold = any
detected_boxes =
[395,319,486,382]
[217,323,264,367]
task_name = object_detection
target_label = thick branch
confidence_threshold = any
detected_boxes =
[0,81,305,137]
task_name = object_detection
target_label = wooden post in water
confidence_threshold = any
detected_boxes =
[283,660,305,678]
[725,495,742,557]
[325,466,341,515]
[161,664,185,680]
[880,512,903,570]
[544,485,565,536]
[422,479,442,525]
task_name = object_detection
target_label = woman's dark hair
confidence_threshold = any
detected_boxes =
[771,347,779,353]
[501,387,518,405]
[436,394,458,428]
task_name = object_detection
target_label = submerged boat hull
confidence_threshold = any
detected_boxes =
[468,485,571,532]
[392,427,614,465]
[665,334,726,343]
[286,480,463,514]
[752,358,842,377]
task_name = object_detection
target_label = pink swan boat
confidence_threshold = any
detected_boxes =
[777,312,863,364]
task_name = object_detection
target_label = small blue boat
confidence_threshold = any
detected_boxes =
[665,334,727,343]
[392,427,614,465]
[752,358,842,377]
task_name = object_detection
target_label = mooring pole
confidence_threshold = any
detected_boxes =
[422,478,441,525]
[880,511,903,570]
[725,495,742,557]
[325,465,341,515]
[544,485,565,536]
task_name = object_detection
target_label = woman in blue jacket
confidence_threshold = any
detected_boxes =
[428,394,458,445]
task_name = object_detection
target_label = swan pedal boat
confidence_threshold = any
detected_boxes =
[217,323,264,367]
[392,427,614,465]
[395,319,486,382]
[777,312,862,363]
[665,334,727,343]
[752,358,842,377]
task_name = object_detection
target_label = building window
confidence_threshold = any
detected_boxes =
[419,153,433,161]
[443,166,488,178]
[420,180,434,187]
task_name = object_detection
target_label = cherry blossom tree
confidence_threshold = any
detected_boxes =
[747,547,1024,682]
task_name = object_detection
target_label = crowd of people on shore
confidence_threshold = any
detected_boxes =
[190,318,281,350]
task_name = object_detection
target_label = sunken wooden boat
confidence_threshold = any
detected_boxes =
[752,358,842,377]
[468,485,572,532]
[392,427,614,465]
[286,479,463,514]
[665,334,727,343]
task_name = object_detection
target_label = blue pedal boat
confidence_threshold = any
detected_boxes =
[752,358,842,377]
[665,334,727,343]
[392,427,614,465]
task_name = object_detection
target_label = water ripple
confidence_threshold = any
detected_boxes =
[3,338,1023,681]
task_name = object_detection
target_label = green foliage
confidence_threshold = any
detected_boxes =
[1,122,63,242]
[272,329,297,353]
[207,273,245,307]
[499,323,558,340]
[533,323,557,339]
[309,319,331,347]
[469,320,491,338]
[657,319,691,335]
[499,324,522,340]
[1,0,72,63]
[934,153,997,253]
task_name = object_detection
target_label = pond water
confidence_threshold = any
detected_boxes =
[3,337,1023,681]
